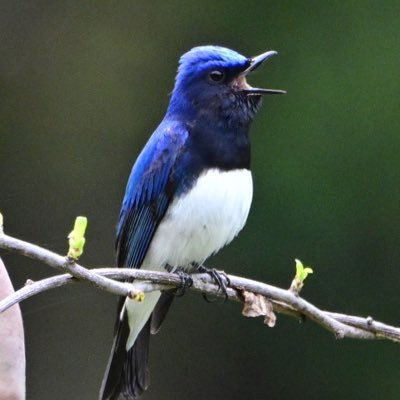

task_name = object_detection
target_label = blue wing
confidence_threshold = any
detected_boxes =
[116,121,189,268]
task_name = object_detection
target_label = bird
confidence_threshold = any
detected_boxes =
[99,45,285,400]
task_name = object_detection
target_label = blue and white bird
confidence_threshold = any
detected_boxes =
[99,45,284,400]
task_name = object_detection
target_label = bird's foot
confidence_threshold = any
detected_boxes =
[174,269,193,297]
[196,265,230,303]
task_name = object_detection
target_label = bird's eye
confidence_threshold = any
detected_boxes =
[208,70,225,83]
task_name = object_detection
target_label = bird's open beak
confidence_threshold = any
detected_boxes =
[241,50,286,95]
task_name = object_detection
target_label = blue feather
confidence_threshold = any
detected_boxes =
[116,121,189,268]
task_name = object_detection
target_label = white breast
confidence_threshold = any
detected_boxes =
[142,168,253,271]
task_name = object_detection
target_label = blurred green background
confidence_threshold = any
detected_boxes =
[1,1,399,399]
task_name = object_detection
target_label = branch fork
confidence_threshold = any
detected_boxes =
[0,230,399,343]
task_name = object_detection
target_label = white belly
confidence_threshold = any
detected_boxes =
[141,168,253,271]
[126,168,252,349]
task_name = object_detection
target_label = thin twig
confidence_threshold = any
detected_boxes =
[0,232,399,343]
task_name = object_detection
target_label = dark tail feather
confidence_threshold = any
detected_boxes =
[99,311,129,400]
[100,291,174,400]
[150,290,176,334]
[122,320,150,399]
[99,314,151,400]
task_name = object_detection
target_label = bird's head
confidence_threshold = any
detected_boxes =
[168,45,285,126]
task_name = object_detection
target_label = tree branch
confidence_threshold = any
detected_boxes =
[0,231,399,343]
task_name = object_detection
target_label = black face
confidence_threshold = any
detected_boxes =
[177,64,263,126]
[169,47,284,127]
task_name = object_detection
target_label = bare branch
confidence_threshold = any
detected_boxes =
[0,232,399,343]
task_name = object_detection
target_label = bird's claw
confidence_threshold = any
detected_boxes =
[174,270,193,297]
[197,265,230,303]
